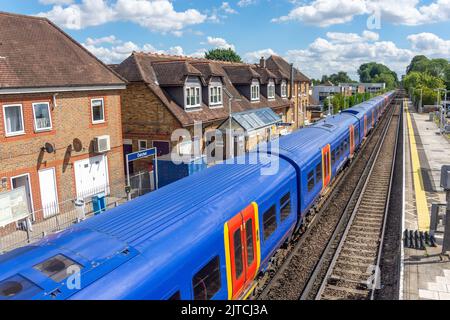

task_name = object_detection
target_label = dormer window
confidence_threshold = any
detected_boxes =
[186,86,201,109]
[281,81,287,98]
[209,85,223,107]
[251,80,260,102]
[268,80,275,100]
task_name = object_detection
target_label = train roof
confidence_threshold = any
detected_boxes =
[0,154,296,299]
[265,112,357,168]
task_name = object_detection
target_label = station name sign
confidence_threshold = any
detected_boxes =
[126,148,157,162]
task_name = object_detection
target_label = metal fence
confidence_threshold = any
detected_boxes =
[0,173,153,254]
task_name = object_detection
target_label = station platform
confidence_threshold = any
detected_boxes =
[402,100,450,300]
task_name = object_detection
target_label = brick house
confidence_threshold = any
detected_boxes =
[114,52,309,173]
[0,12,126,224]
[265,56,311,127]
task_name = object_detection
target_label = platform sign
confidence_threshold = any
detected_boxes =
[0,186,29,227]
[125,148,158,191]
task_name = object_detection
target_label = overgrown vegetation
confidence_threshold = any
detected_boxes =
[204,48,242,63]
[323,91,386,114]
[403,55,449,105]
[357,62,398,89]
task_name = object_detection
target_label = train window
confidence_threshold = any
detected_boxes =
[331,150,336,166]
[245,219,255,265]
[34,254,82,283]
[0,275,42,299]
[192,256,221,300]
[263,205,277,240]
[315,163,322,184]
[233,229,244,279]
[168,291,181,300]
[307,171,315,192]
[280,193,291,222]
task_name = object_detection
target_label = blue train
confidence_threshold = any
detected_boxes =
[0,92,396,300]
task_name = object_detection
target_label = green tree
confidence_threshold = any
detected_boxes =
[357,62,398,89]
[406,55,430,74]
[204,48,242,63]
[403,71,445,105]
[320,71,355,85]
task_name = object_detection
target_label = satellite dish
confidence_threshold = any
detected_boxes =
[72,138,83,152]
[42,143,54,154]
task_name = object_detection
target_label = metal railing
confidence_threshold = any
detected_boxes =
[0,175,152,254]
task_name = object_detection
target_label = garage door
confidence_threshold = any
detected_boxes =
[74,155,109,199]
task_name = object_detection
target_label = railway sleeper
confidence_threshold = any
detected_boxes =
[335,259,376,273]
[338,253,376,265]
[327,275,373,291]
[321,286,370,300]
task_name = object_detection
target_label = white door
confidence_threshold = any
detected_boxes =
[11,174,33,214]
[74,155,109,199]
[38,168,59,218]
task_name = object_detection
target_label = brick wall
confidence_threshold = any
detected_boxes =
[0,90,125,221]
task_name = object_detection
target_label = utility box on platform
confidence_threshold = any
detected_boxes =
[441,165,450,190]
[154,155,207,188]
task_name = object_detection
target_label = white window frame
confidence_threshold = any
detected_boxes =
[32,102,52,132]
[3,104,25,137]
[268,80,276,100]
[10,173,35,214]
[209,85,223,107]
[281,81,287,98]
[251,80,260,102]
[185,86,201,109]
[91,98,105,124]
[138,140,148,151]
[178,140,193,156]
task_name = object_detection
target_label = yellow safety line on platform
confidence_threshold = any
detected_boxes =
[405,100,430,231]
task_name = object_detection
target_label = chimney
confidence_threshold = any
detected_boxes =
[260,57,266,68]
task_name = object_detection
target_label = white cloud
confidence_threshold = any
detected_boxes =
[273,0,450,27]
[237,0,257,7]
[273,0,367,27]
[38,0,207,34]
[85,35,120,46]
[407,32,450,56]
[244,48,278,63]
[282,31,414,79]
[83,36,206,63]
[206,36,235,50]
[39,0,73,4]
[220,2,237,14]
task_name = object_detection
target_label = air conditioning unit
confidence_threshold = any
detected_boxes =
[94,135,111,153]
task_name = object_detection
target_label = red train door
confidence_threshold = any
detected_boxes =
[225,203,260,300]
[322,144,331,189]
[349,125,355,156]
[372,110,375,127]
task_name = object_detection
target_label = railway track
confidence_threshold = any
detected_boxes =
[302,103,401,300]
[256,95,400,300]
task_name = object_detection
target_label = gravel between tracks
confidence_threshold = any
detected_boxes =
[260,104,395,300]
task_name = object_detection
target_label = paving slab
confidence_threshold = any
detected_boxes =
[403,101,450,300]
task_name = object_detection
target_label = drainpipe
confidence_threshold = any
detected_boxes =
[290,63,297,127]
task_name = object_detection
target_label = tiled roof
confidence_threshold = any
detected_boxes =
[252,66,278,84]
[152,61,204,86]
[115,52,296,127]
[266,55,310,83]
[0,12,125,89]
[223,65,261,85]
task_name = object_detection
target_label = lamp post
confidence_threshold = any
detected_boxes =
[435,88,447,133]
[414,88,423,113]
[223,87,242,159]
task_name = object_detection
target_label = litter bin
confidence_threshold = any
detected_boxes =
[74,198,86,221]
[92,193,106,215]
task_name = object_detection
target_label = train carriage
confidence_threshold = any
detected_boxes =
[0,92,396,301]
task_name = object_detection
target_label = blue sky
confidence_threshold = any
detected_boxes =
[2,0,450,79]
